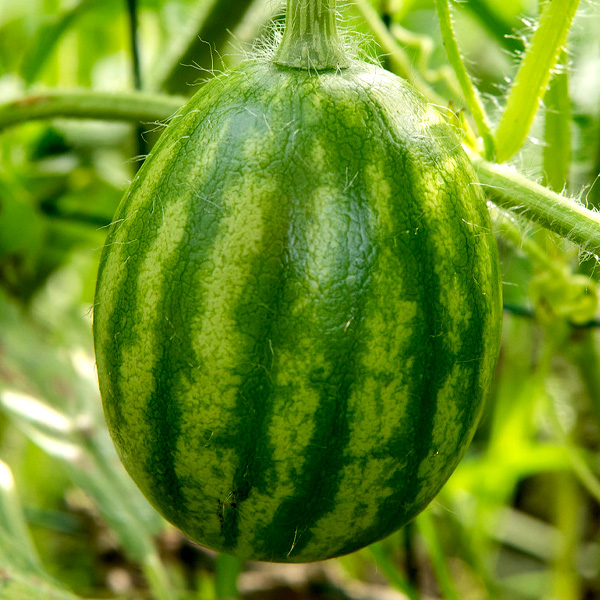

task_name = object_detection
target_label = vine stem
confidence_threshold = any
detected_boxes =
[125,0,149,162]
[353,0,447,106]
[0,90,185,133]
[468,151,600,256]
[493,0,581,163]
[434,0,495,160]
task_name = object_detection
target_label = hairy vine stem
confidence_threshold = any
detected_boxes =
[468,151,600,256]
[435,0,495,160]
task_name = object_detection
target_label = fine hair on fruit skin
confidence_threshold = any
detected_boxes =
[94,0,502,563]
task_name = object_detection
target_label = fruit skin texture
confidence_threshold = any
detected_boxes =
[93,58,502,563]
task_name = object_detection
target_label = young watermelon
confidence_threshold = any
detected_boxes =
[94,0,502,563]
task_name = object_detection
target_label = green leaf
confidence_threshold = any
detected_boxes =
[494,0,581,162]
[0,391,82,466]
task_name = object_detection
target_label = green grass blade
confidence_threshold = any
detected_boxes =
[125,0,143,91]
[215,554,243,600]
[494,0,580,162]
[417,511,460,600]
[552,474,582,600]
[368,542,419,600]
[435,0,495,159]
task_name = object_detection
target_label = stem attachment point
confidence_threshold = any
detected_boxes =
[274,0,350,71]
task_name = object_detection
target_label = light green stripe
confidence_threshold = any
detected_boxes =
[96,109,232,348]
[235,339,326,559]
[99,116,231,471]
[427,155,474,357]
[173,158,277,543]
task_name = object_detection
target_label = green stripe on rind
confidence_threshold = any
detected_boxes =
[244,185,371,560]
[170,85,377,559]
[254,88,437,560]
[312,105,461,559]
[94,60,502,563]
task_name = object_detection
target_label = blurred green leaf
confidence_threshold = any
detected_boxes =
[0,460,84,600]
[0,179,44,257]
[461,0,525,54]
[0,1,599,599]
[0,460,42,575]
[150,0,257,93]
[20,0,101,83]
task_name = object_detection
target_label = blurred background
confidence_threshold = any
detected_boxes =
[0,0,600,598]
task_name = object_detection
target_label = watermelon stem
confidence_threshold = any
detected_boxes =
[274,0,350,71]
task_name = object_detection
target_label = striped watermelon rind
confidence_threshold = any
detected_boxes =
[94,58,502,563]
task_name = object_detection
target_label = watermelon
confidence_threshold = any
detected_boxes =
[93,0,502,563]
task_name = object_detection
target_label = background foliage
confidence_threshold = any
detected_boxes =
[0,0,600,598]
